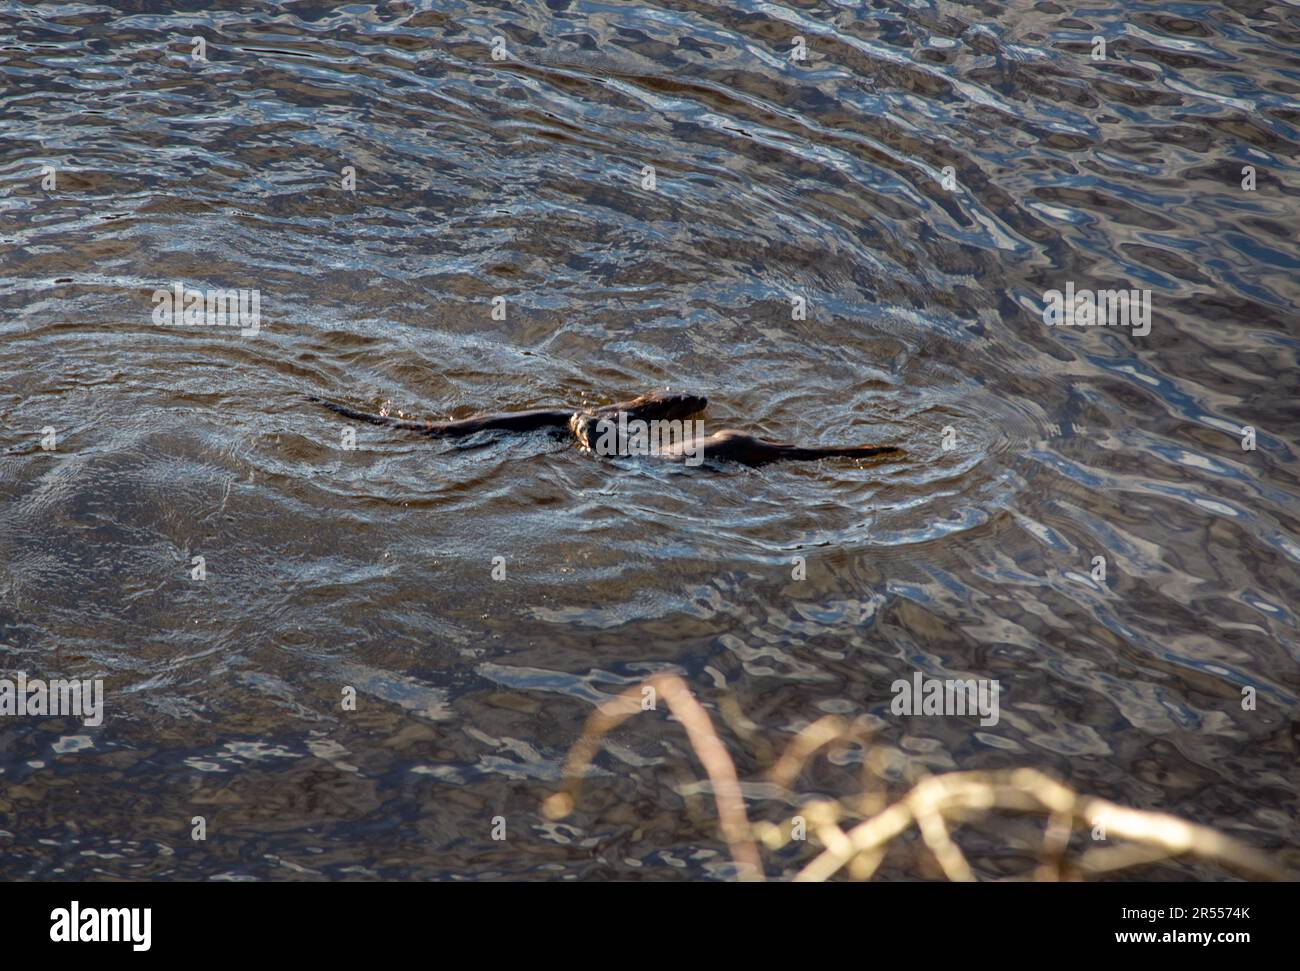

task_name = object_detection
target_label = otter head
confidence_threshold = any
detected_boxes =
[569,390,708,450]
[568,411,598,449]
[614,389,708,423]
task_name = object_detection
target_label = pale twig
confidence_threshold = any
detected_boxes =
[796,800,914,882]
[849,847,886,880]
[1035,809,1074,881]
[915,801,975,882]
[797,768,1283,882]
[1075,843,1176,875]
[542,673,764,881]
[544,679,1286,883]
[767,715,856,789]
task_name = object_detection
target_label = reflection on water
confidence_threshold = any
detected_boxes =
[1,0,1298,879]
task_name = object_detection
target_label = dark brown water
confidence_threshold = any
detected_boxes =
[1,0,1298,880]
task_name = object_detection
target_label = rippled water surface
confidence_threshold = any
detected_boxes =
[2,0,1299,879]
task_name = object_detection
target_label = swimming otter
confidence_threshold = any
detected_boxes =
[310,390,705,439]
[654,429,901,467]
[313,390,901,466]
[567,395,900,466]
[572,417,900,467]
[310,396,573,437]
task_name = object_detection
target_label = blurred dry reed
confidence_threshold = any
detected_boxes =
[542,674,1285,882]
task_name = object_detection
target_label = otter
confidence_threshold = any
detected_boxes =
[310,396,574,437]
[313,390,901,466]
[310,390,704,438]
[652,430,900,467]
[567,395,900,467]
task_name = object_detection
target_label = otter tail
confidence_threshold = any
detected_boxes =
[310,396,575,437]
[308,396,433,433]
[778,443,903,462]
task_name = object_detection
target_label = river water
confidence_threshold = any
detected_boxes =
[1,0,1297,880]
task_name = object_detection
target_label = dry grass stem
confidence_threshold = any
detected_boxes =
[544,678,1286,882]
